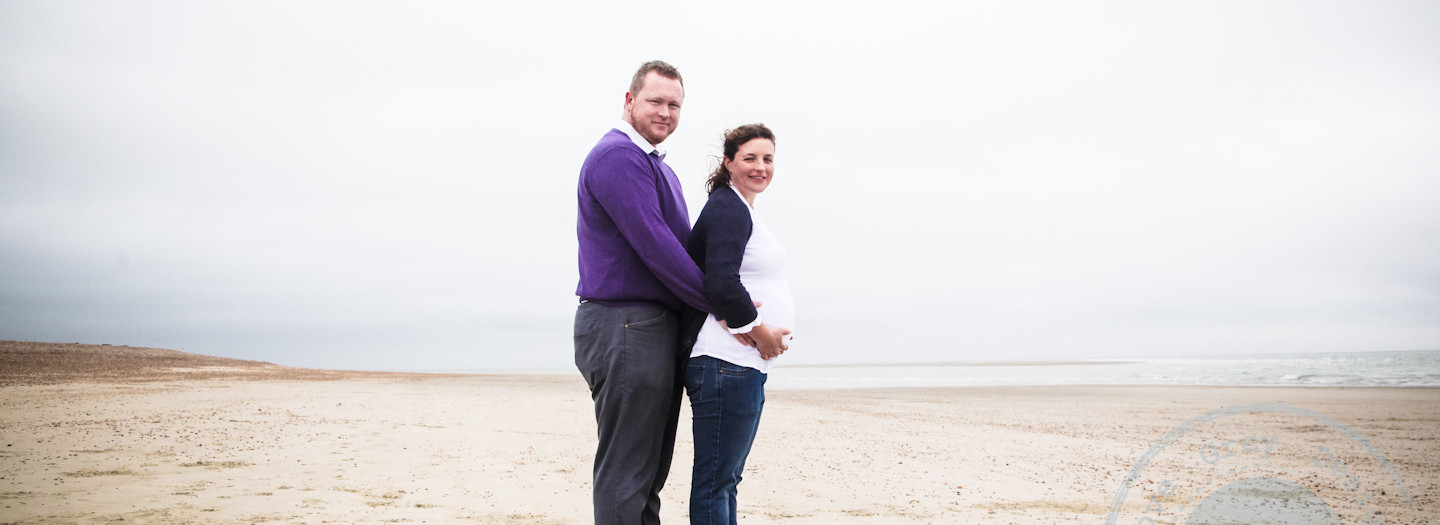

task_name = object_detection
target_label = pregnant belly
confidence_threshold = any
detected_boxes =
[749,281,795,331]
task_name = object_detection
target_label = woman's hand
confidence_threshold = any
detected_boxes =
[716,314,791,360]
[718,301,765,347]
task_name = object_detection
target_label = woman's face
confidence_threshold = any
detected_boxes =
[724,138,776,201]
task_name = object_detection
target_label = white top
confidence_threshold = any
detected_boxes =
[690,186,795,373]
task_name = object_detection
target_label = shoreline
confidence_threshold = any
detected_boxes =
[780,360,1143,368]
[410,350,1440,389]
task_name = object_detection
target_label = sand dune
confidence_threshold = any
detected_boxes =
[0,341,441,385]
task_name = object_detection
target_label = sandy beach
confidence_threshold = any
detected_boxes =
[1,341,1436,524]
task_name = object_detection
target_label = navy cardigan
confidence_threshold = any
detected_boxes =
[681,188,756,346]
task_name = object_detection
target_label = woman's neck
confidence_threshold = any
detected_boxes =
[733,184,757,207]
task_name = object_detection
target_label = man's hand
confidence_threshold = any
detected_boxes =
[749,323,792,360]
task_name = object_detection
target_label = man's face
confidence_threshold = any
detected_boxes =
[623,72,684,146]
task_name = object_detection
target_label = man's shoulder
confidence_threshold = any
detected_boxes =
[584,130,650,173]
[587,128,644,158]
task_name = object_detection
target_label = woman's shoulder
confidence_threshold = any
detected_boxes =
[701,187,748,214]
[695,188,750,230]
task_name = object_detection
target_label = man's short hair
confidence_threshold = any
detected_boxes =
[629,60,683,95]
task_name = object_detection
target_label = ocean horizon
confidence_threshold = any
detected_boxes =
[445,350,1440,390]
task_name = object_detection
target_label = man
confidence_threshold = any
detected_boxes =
[574,61,786,524]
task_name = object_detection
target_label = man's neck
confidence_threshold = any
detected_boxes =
[617,119,663,156]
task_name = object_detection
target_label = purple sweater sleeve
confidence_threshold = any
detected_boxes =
[577,134,711,313]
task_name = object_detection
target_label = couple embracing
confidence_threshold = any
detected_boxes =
[574,60,795,525]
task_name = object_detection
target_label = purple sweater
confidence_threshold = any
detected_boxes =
[576,128,710,313]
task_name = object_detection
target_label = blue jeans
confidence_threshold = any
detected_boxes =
[685,355,766,525]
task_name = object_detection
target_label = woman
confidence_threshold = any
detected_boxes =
[684,123,795,525]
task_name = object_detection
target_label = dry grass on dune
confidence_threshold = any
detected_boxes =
[0,340,436,385]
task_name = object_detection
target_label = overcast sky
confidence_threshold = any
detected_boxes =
[2,1,1437,371]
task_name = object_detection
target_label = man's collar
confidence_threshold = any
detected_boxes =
[616,120,666,158]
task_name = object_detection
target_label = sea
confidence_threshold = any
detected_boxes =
[762,350,1440,390]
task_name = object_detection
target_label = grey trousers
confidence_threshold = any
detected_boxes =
[574,302,685,525]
